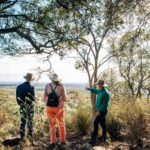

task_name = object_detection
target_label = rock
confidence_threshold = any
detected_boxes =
[92,146,111,150]
[79,143,92,149]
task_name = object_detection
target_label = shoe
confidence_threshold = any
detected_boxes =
[98,136,103,141]
[57,142,66,150]
[88,139,95,145]
[104,137,111,145]
[98,136,111,145]
[48,143,56,149]
[61,142,66,145]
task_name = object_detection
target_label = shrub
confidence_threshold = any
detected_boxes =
[107,114,123,139]
[65,91,92,134]
[71,108,92,135]
[126,106,148,149]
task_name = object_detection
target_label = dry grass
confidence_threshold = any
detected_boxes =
[0,89,150,149]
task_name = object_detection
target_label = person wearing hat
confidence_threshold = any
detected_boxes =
[43,73,68,149]
[16,73,35,144]
[86,80,110,145]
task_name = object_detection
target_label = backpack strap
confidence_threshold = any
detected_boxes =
[50,83,57,92]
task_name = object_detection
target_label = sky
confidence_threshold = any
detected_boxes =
[0,55,89,83]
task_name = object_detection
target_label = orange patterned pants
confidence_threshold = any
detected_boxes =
[46,107,66,144]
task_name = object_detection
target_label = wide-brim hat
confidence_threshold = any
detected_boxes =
[96,80,108,87]
[49,73,62,82]
[96,80,104,85]
[24,73,35,81]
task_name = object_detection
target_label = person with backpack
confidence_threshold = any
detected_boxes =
[16,73,35,145]
[43,73,68,149]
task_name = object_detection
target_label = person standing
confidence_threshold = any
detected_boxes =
[16,73,35,144]
[86,80,110,145]
[43,73,68,149]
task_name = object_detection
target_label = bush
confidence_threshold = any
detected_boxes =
[65,91,92,134]
[71,108,92,135]
[107,114,123,139]
[126,106,148,149]
[65,99,92,135]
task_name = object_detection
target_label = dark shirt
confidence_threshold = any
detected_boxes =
[16,82,35,105]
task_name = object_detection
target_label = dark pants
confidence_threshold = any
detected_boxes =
[19,103,34,139]
[91,111,107,140]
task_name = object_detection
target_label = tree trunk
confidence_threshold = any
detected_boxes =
[90,94,96,117]
[90,67,98,118]
[128,83,136,100]
[136,90,142,99]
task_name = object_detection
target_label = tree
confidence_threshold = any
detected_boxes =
[57,0,147,113]
[110,30,150,99]
[0,0,87,55]
[99,68,134,101]
[1,0,149,113]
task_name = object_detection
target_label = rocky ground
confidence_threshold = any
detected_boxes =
[0,133,130,150]
[2,132,150,150]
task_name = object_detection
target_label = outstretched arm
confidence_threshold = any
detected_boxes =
[86,87,99,94]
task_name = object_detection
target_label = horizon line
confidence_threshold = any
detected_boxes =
[0,81,87,84]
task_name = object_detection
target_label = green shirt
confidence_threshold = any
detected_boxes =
[88,87,110,112]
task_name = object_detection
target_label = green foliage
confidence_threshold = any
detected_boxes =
[0,0,90,54]
[1,0,145,55]
[109,28,150,99]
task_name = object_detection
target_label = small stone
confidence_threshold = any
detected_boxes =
[92,146,106,150]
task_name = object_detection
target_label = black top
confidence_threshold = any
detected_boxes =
[16,82,35,105]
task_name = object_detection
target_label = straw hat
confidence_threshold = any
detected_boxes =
[49,73,61,82]
[24,73,35,81]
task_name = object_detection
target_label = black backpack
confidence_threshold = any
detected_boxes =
[46,84,59,107]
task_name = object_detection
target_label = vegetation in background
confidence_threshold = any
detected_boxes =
[1,0,149,116]
[0,89,150,149]
[125,103,148,149]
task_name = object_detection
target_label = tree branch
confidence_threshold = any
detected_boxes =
[56,0,69,10]
[0,26,20,34]
[1,0,18,11]
[15,29,41,53]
